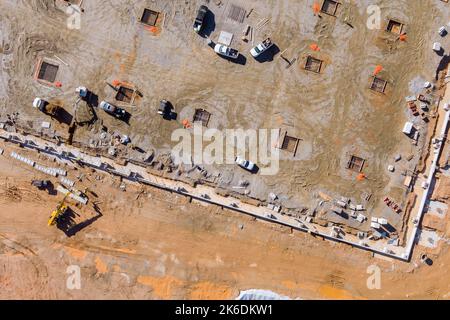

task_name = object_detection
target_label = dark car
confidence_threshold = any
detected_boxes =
[31,180,50,190]
[158,99,171,117]
[99,101,126,119]
[193,5,208,33]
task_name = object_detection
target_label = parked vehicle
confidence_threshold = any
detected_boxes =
[193,5,208,33]
[214,44,239,59]
[250,38,274,58]
[158,99,171,117]
[31,180,50,190]
[99,101,126,119]
[33,98,60,116]
[235,156,256,172]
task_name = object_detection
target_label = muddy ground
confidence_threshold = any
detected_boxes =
[1,0,449,233]
[1,0,448,235]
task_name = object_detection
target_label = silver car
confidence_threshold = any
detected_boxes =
[235,156,256,172]
[99,101,126,119]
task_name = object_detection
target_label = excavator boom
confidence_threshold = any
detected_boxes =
[48,192,70,226]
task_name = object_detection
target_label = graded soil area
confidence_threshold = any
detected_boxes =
[0,154,449,299]
[1,0,448,229]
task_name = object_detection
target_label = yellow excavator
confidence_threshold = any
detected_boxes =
[48,192,70,226]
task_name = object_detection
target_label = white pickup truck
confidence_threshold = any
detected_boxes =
[250,38,274,58]
[214,44,239,59]
[235,156,256,172]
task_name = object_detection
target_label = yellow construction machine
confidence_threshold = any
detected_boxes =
[48,192,70,226]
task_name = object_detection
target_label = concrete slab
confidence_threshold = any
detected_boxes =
[427,200,448,218]
[218,31,234,46]
[417,229,441,248]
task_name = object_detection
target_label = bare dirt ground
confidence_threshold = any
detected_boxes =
[0,152,449,300]
[2,0,449,235]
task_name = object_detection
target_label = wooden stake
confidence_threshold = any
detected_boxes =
[54,55,69,66]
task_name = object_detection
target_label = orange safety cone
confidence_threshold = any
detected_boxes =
[373,65,383,76]
[399,33,407,42]
[54,81,62,88]
[112,79,121,86]
[146,26,158,33]
[182,119,192,129]
[357,173,366,181]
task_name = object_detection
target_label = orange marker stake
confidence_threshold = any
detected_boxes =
[310,43,320,51]
[373,65,383,76]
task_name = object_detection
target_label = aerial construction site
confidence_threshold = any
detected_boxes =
[0,0,449,300]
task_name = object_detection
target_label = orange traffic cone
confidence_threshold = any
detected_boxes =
[182,119,192,129]
[373,65,383,76]
[313,2,320,15]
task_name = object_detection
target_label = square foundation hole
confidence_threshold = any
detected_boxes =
[115,86,134,103]
[281,135,300,154]
[346,155,365,172]
[193,109,211,127]
[141,9,159,26]
[321,0,339,16]
[370,77,387,93]
[386,19,404,35]
[37,61,59,83]
[305,56,323,73]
